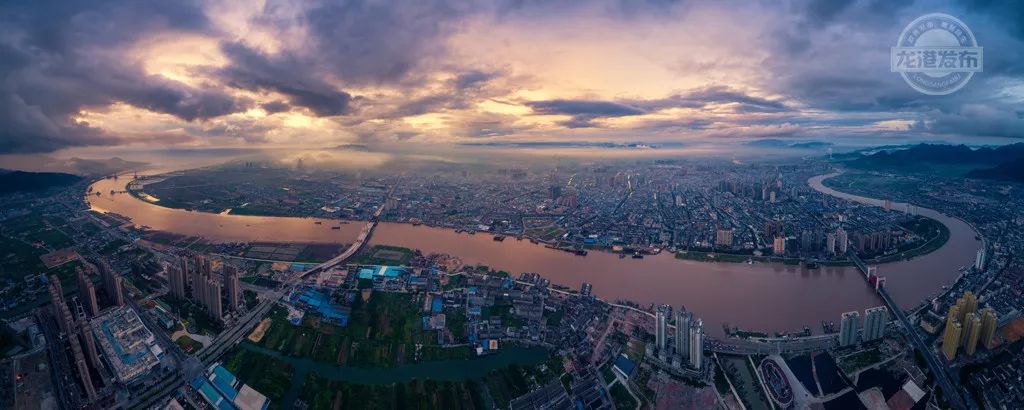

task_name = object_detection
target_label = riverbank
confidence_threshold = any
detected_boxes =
[674,250,849,266]
[126,171,950,271]
[89,172,975,337]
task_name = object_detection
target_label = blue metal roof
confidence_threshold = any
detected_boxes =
[614,355,636,377]
[195,379,234,410]
[209,365,240,401]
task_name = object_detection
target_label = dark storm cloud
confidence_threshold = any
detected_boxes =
[260,101,291,114]
[526,100,646,127]
[369,69,504,120]
[760,0,1024,140]
[912,105,1024,138]
[526,87,790,128]
[453,70,498,89]
[299,0,476,85]
[217,42,353,117]
[0,0,248,153]
[630,86,791,113]
[527,100,645,117]
[213,0,486,117]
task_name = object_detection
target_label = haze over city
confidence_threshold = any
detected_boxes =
[2,1,1024,410]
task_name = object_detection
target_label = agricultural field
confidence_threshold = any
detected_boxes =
[351,245,414,266]
[299,373,488,410]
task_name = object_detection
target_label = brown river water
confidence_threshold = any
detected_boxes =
[88,172,979,336]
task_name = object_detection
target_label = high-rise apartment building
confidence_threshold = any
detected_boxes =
[946,304,961,330]
[655,305,669,351]
[224,264,241,312]
[168,261,187,300]
[963,313,982,356]
[839,311,860,347]
[674,309,690,359]
[773,236,786,255]
[943,322,962,361]
[202,278,223,320]
[98,259,124,306]
[964,291,977,317]
[76,267,99,316]
[75,305,103,374]
[47,276,97,400]
[980,308,998,349]
[974,248,987,272]
[716,229,734,247]
[836,228,849,255]
[688,319,704,370]
[862,306,888,342]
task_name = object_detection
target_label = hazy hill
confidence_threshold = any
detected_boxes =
[743,139,833,149]
[846,143,1024,171]
[0,170,82,195]
[968,156,1024,183]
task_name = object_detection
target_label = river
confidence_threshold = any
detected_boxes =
[87,172,979,336]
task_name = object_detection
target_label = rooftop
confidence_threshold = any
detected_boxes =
[90,306,160,383]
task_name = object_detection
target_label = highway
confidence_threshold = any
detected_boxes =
[878,287,968,410]
[849,253,968,410]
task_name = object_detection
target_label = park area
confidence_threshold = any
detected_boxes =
[253,291,460,367]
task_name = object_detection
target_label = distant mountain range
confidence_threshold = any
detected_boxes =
[743,139,833,149]
[0,170,82,195]
[844,143,1024,182]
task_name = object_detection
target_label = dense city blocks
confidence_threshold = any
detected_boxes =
[3,152,1023,410]
[3,2,1024,409]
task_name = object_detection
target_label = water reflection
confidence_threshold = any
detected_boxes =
[87,173,978,336]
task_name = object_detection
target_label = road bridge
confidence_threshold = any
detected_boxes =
[848,253,969,410]
[128,185,396,409]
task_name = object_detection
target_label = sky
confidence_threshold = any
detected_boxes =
[1,0,1023,166]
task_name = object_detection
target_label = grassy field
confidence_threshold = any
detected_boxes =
[257,291,461,367]
[24,229,73,249]
[836,347,885,375]
[610,383,638,410]
[351,245,414,266]
[0,235,47,282]
[243,289,259,310]
[222,348,294,405]
[174,335,203,354]
[299,372,487,410]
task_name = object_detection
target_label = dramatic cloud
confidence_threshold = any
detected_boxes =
[526,100,645,127]
[1,0,1023,157]
[217,42,353,116]
[0,0,251,153]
